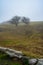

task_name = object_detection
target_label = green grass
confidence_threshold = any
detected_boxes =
[0,53,22,65]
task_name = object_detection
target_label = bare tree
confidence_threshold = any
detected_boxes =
[22,17,30,25]
[10,16,20,26]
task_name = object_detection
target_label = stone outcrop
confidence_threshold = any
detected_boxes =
[0,47,43,65]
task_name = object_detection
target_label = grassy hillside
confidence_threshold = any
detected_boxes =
[0,22,43,58]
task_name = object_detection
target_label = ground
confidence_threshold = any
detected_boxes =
[0,22,43,58]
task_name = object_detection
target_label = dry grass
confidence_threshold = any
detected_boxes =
[0,22,43,58]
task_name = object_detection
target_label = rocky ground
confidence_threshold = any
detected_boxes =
[0,47,43,65]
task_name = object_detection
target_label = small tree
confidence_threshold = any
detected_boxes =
[22,17,30,25]
[10,16,20,26]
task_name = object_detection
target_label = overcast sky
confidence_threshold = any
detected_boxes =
[0,0,43,23]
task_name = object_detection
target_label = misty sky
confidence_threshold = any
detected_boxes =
[0,0,43,23]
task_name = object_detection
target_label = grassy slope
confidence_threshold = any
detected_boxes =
[0,22,43,58]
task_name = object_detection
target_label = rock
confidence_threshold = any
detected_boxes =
[0,47,23,59]
[37,59,43,65]
[29,59,38,65]
[28,59,43,65]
